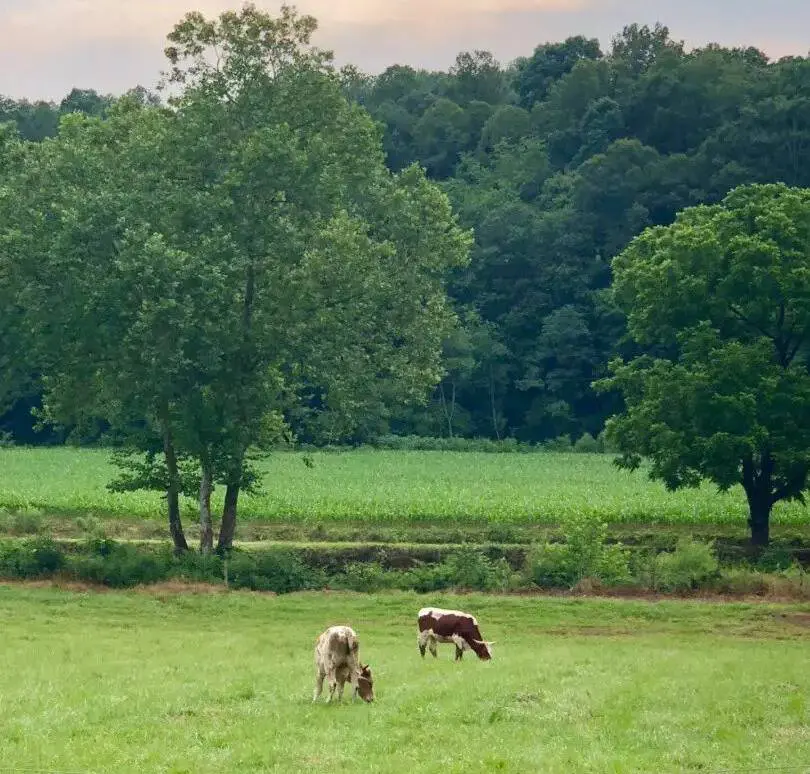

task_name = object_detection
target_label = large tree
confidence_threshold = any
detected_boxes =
[598,183,810,546]
[9,4,471,553]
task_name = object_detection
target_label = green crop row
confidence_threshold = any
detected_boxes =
[0,447,807,526]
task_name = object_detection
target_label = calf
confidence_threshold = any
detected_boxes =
[417,607,494,661]
[313,625,374,703]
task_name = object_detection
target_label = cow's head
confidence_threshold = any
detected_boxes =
[355,664,374,702]
[470,639,494,660]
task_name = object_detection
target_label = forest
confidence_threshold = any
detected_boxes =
[3,21,808,446]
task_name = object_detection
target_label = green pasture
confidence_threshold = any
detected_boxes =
[0,446,807,527]
[1,586,809,772]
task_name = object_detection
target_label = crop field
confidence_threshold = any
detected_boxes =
[0,446,807,528]
[1,585,810,772]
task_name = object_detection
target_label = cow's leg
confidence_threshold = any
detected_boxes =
[428,635,438,658]
[326,670,339,703]
[418,629,430,658]
[337,677,346,702]
[313,669,325,702]
[452,634,465,661]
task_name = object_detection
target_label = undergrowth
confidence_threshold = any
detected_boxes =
[0,531,806,598]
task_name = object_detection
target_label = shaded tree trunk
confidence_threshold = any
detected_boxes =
[217,480,240,554]
[160,412,188,555]
[199,465,214,554]
[747,497,771,548]
[489,364,500,441]
[439,381,455,438]
[742,453,773,548]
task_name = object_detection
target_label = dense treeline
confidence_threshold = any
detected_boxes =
[3,22,810,447]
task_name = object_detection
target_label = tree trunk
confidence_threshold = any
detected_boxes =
[160,414,188,555]
[748,499,771,548]
[742,453,773,548]
[439,382,455,438]
[217,481,240,554]
[199,465,214,554]
[489,363,500,441]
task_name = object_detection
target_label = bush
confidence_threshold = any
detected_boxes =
[225,549,322,593]
[542,435,573,452]
[573,433,601,453]
[66,540,173,587]
[754,545,796,572]
[366,435,535,453]
[713,567,772,596]
[0,510,44,536]
[0,537,65,578]
[650,539,719,592]
[596,429,618,453]
[400,562,453,593]
[334,562,399,592]
[525,543,575,587]
[75,516,107,540]
[525,514,631,587]
[443,546,513,591]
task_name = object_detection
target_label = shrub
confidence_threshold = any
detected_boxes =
[754,545,796,572]
[652,538,719,592]
[366,434,535,453]
[573,433,600,454]
[13,511,44,535]
[0,537,65,578]
[400,562,453,593]
[334,562,396,592]
[75,516,107,539]
[176,550,224,583]
[66,541,172,587]
[525,543,575,587]
[596,429,617,453]
[443,545,512,591]
[542,434,573,452]
[485,523,519,544]
[226,549,321,593]
[525,514,631,587]
[713,567,771,596]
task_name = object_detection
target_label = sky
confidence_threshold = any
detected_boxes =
[1,0,808,101]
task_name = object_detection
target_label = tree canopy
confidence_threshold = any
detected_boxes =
[0,4,471,551]
[3,14,810,452]
[598,183,810,546]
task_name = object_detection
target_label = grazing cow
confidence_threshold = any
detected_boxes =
[313,625,374,703]
[417,607,494,661]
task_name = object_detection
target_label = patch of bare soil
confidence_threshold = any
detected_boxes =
[0,578,243,596]
[776,612,810,628]
[544,626,637,637]
[501,585,810,604]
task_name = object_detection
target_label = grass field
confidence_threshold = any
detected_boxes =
[1,446,808,528]
[2,585,810,772]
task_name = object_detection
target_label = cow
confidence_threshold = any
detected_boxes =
[417,607,494,661]
[313,625,374,703]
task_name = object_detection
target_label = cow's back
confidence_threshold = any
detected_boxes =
[418,607,480,638]
[316,625,359,669]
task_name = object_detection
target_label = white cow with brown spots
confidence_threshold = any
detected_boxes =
[417,607,494,661]
[313,625,374,703]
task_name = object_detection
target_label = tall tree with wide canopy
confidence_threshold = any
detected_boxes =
[598,183,810,546]
[10,3,471,553]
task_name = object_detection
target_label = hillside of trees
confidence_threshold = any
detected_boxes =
[3,22,810,445]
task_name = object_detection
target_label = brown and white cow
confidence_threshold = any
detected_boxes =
[313,625,374,703]
[417,607,494,661]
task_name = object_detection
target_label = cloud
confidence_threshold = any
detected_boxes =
[0,0,806,100]
[1,0,594,51]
